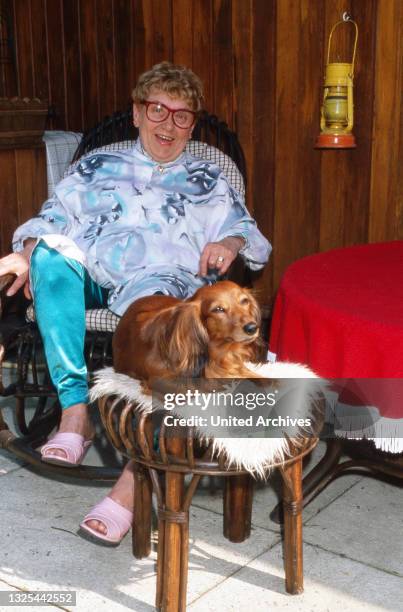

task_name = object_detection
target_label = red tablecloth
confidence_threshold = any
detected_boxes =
[270,241,403,378]
[269,242,403,448]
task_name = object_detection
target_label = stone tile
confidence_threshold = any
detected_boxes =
[0,468,156,610]
[0,468,279,609]
[0,399,28,473]
[0,401,18,424]
[0,402,33,438]
[188,541,403,611]
[304,477,403,577]
[184,508,280,601]
[193,441,363,533]
[0,449,26,474]
[0,581,19,591]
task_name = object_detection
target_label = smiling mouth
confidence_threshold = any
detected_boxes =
[156,134,174,143]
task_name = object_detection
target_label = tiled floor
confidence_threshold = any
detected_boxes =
[0,393,402,611]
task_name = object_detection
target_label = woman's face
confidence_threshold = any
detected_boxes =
[133,89,194,163]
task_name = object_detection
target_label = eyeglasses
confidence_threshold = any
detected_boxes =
[141,100,197,129]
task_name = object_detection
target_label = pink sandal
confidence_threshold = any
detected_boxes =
[40,433,92,467]
[79,496,133,546]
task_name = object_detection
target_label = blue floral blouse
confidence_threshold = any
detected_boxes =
[13,140,271,315]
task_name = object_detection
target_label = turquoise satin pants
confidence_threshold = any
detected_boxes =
[30,242,109,409]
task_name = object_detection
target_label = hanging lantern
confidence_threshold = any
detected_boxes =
[316,15,358,149]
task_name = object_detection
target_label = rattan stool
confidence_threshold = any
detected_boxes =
[96,383,322,612]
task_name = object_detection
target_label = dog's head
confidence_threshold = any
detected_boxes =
[190,280,261,345]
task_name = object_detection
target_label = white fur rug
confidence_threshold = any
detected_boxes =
[90,362,324,477]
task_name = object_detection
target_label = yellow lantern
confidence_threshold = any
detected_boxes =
[316,16,358,148]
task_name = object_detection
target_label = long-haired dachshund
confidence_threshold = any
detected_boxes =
[112,280,262,389]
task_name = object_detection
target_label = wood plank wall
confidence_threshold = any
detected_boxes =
[2,0,402,308]
[0,146,47,255]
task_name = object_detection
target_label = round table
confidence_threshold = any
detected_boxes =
[269,241,403,453]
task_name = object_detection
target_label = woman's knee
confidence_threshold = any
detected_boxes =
[30,242,83,290]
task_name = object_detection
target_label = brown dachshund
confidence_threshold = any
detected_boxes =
[112,280,262,389]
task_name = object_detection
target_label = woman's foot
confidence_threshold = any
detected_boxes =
[81,460,135,540]
[41,403,94,462]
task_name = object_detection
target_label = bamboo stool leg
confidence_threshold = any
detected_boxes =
[154,471,166,611]
[280,457,304,594]
[155,504,166,611]
[156,436,188,612]
[132,463,153,559]
[158,470,187,612]
[223,473,254,542]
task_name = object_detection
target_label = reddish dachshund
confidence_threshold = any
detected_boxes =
[112,280,262,389]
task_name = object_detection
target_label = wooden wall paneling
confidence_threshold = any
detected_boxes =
[233,0,273,306]
[0,0,18,96]
[232,0,253,206]
[79,0,100,129]
[172,0,193,67]
[212,0,234,127]
[318,150,347,250]
[62,0,82,131]
[132,0,147,79]
[96,0,116,119]
[45,0,65,129]
[0,5,6,95]
[0,151,18,255]
[12,0,34,97]
[152,0,173,64]
[114,0,134,109]
[191,0,213,109]
[250,0,276,303]
[273,0,323,288]
[369,0,403,242]
[138,0,158,71]
[342,0,377,246]
[295,0,323,248]
[273,0,302,289]
[29,0,48,101]
[141,0,173,68]
[0,147,47,255]
[14,147,47,223]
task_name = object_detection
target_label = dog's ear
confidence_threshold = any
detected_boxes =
[141,302,209,376]
[249,292,262,327]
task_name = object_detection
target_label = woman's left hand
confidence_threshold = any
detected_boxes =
[199,236,245,277]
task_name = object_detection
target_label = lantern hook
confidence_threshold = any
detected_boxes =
[327,17,358,71]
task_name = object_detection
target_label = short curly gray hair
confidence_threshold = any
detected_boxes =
[132,61,204,112]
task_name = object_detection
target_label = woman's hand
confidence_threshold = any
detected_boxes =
[199,236,245,277]
[0,239,36,299]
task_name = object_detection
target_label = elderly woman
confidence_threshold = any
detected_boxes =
[0,62,270,544]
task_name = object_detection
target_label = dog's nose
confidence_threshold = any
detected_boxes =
[243,322,258,335]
